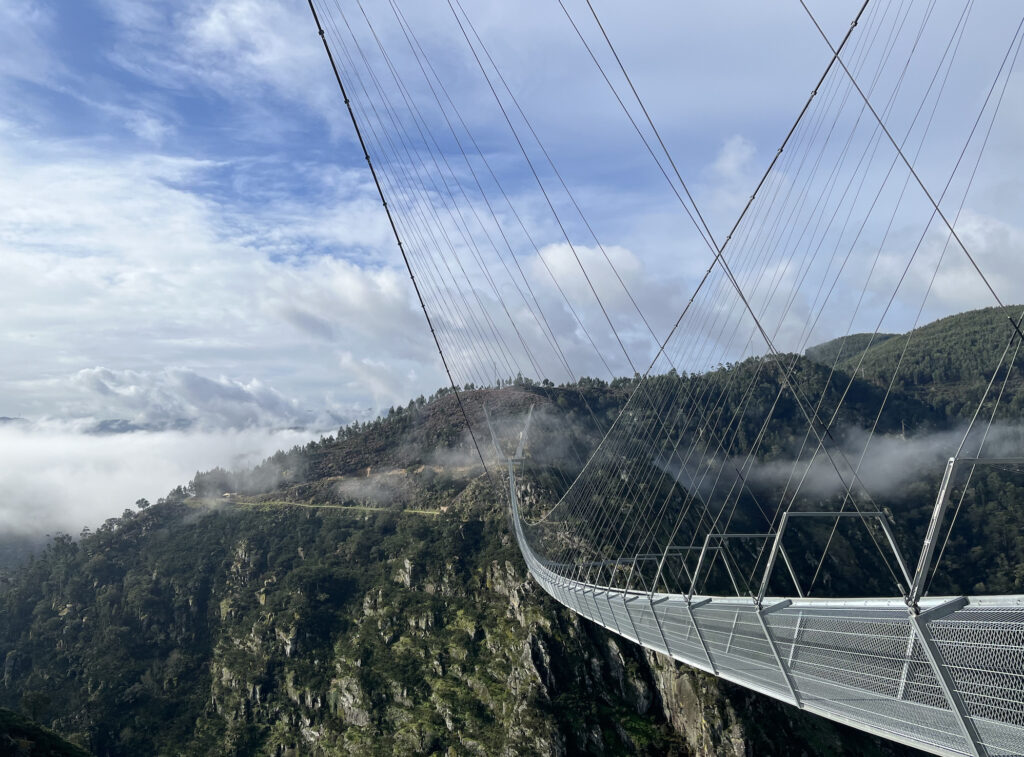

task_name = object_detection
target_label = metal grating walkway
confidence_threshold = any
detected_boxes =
[509,460,1024,757]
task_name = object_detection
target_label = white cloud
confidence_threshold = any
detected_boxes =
[0,122,442,424]
[921,210,1022,314]
[698,134,761,230]
[97,0,344,139]
[0,1,59,86]
[0,424,313,536]
[118,106,176,144]
[710,135,758,183]
[63,366,311,431]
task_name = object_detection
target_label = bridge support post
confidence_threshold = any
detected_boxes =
[894,629,916,701]
[600,590,625,637]
[648,596,674,658]
[686,534,714,602]
[619,594,642,643]
[755,600,800,707]
[786,611,803,667]
[686,598,717,674]
[622,595,673,659]
[724,609,739,654]
[717,547,743,596]
[759,511,912,604]
[909,457,958,607]
[587,586,616,635]
[909,456,1024,606]
[907,597,986,757]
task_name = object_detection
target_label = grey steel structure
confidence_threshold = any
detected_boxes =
[504,450,1024,757]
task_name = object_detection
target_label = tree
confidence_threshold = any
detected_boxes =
[21,690,51,722]
[135,498,150,510]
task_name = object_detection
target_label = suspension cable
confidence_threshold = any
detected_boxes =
[307,0,495,487]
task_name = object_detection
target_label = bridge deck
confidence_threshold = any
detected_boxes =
[509,465,1024,757]
[539,576,1024,756]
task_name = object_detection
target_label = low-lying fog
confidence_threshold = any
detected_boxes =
[0,423,316,537]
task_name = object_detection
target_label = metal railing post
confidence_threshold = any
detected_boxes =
[909,457,1024,607]
[686,534,715,602]
[686,598,717,674]
[894,628,916,701]
[757,513,790,604]
[648,596,673,657]
[786,611,804,667]
[907,597,984,757]
[622,595,685,667]
[586,584,613,632]
[778,546,804,598]
[909,457,958,606]
[717,546,743,596]
[755,600,800,706]
[875,516,913,592]
[724,608,740,654]
[620,593,642,642]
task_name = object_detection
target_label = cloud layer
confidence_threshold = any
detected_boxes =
[0,424,312,537]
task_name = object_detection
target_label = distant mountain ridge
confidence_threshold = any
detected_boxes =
[805,332,900,367]
[805,305,1024,419]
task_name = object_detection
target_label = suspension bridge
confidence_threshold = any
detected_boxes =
[308,1,1024,754]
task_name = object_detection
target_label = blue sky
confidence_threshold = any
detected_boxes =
[0,0,1020,532]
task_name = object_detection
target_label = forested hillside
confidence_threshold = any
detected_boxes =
[805,306,1024,420]
[0,431,911,756]
[0,707,91,756]
[3,306,1022,756]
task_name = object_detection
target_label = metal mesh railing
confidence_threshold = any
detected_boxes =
[509,461,1024,757]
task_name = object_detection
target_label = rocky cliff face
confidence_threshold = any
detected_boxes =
[0,496,918,756]
[175,493,693,756]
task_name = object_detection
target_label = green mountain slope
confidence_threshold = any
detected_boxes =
[0,388,920,756]
[805,332,899,367]
[806,306,1024,419]
[0,708,91,756]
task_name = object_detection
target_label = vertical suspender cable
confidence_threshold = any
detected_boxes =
[799,0,1007,309]
[307,0,494,485]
